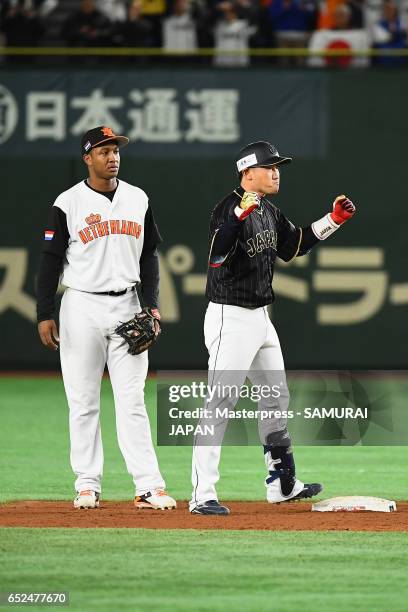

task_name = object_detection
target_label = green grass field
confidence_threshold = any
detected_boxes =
[0,376,407,611]
[2,530,407,612]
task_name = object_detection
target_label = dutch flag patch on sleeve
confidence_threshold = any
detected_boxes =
[44,230,55,241]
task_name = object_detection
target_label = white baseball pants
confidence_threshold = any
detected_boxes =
[190,302,287,509]
[59,288,165,495]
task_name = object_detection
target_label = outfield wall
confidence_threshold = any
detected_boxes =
[0,69,405,369]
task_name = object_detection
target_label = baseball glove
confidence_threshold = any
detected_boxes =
[115,308,161,355]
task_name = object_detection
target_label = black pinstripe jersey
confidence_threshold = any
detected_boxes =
[206,186,301,308]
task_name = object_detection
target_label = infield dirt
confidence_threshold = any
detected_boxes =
[0,501,406,531]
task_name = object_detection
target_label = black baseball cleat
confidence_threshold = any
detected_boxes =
[289,483,323,501]
[191,500,230,515]
[267,477,323,503]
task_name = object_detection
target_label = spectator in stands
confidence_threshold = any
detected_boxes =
[332,2,352,29]
[318,0,362,28]
[114,0,153,48]
[162,0,198,52]
[139,0,168,47]
[98,0,127,23]
[308,2,370,67]
[330,2,350,28]
[208,0,256,20]
[372,0,407,65]
[1,0,45,50]
[112,0,154,63]
[264,0,318,65]
[317,0,344,28]
[1,0,57,19]
[62,0,112,47]
[347,0,363,28]
[213,1,256,67]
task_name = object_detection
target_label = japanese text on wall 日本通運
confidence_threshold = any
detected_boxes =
[0,87,241,144]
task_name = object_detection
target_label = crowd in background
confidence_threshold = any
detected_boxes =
[1,0,407,66]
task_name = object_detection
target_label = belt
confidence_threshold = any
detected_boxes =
[91,286,136,297]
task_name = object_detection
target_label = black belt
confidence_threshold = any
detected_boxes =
[92,286,136,297]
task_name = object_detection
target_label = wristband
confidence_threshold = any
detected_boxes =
[234,205,245,220]
[311,213,340,240]
[235,204,260,221]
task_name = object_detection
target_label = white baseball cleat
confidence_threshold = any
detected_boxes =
[74,490,100,509]
[266,477,323,504]
[134,489,177,510]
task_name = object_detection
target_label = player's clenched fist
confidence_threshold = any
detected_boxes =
[330,195,356,225]
[234,191,261,221]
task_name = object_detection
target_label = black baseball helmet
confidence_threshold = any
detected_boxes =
[235,141,292,174]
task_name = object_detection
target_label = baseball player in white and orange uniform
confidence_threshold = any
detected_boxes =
[37,126,176,511]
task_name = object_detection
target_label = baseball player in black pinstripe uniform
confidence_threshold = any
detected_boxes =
[190,141,356,515]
